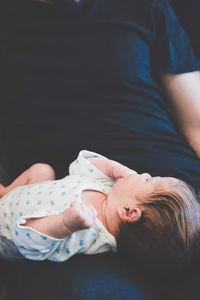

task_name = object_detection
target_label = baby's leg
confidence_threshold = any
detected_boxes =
[0,163,55,198]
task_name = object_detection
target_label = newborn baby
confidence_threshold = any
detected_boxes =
[0,150,200,275]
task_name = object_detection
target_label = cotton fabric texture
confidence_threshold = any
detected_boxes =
[0,150,117,261]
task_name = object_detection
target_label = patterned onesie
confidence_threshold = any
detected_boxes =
[0,150,117,261]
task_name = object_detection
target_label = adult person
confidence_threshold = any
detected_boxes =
[1,0,200,299]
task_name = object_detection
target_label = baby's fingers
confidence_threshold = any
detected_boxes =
[84,204,97,217]
[116,165,137,178]
[70,201,96,217]
[68,202,97,229]
[81,203,97,228]
[124,167,137,176]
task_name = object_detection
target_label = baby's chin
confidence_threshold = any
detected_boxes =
[109,182,122,197]
[111,179,121,189]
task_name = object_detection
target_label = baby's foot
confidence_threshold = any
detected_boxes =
[0,184,6,198]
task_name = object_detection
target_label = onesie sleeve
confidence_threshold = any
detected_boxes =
[11,216,116,261]
[69,150,114,181]
[151,0,200,74]
[11,211,67,261]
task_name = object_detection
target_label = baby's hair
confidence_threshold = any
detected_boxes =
[116,179,200,277]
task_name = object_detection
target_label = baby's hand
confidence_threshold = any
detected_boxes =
[111,162,137,179]
[62,202,97,235]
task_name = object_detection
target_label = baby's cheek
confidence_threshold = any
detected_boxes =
[132,186,148,203]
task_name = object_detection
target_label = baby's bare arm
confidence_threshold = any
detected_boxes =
[87,157,137,179]
[0,163,55,198]
[24,202,97,239]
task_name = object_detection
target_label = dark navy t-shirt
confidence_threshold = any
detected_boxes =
[169,0,200,61]
[1,0,200,187]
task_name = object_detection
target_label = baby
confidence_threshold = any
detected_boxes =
[0,150,200,274]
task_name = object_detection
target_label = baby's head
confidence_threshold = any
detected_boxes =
[109,174,200,276]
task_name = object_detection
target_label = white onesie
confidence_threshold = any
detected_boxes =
[0,150,117,261]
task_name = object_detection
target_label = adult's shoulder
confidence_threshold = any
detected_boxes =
[147,0,183,32]
[148,0,177,18]
[132,0,176,24]
[168,0,200,61]
[149,0,172,9]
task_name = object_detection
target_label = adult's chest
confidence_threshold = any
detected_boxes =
[3,18,153,101]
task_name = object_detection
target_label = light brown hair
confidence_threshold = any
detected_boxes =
[117,179,200,277]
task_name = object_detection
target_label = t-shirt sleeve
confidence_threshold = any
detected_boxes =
[168,0,200,62]
[151,0,200,74]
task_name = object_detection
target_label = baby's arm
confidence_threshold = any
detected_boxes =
[24,202,97,239]
[87,157,137,179]
[0,163,55,198]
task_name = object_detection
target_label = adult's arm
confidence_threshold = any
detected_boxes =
[162,71,200,158]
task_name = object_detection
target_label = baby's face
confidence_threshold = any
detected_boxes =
[108,174,179,207]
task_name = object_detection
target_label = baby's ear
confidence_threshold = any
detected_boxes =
[117,205,141,223]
